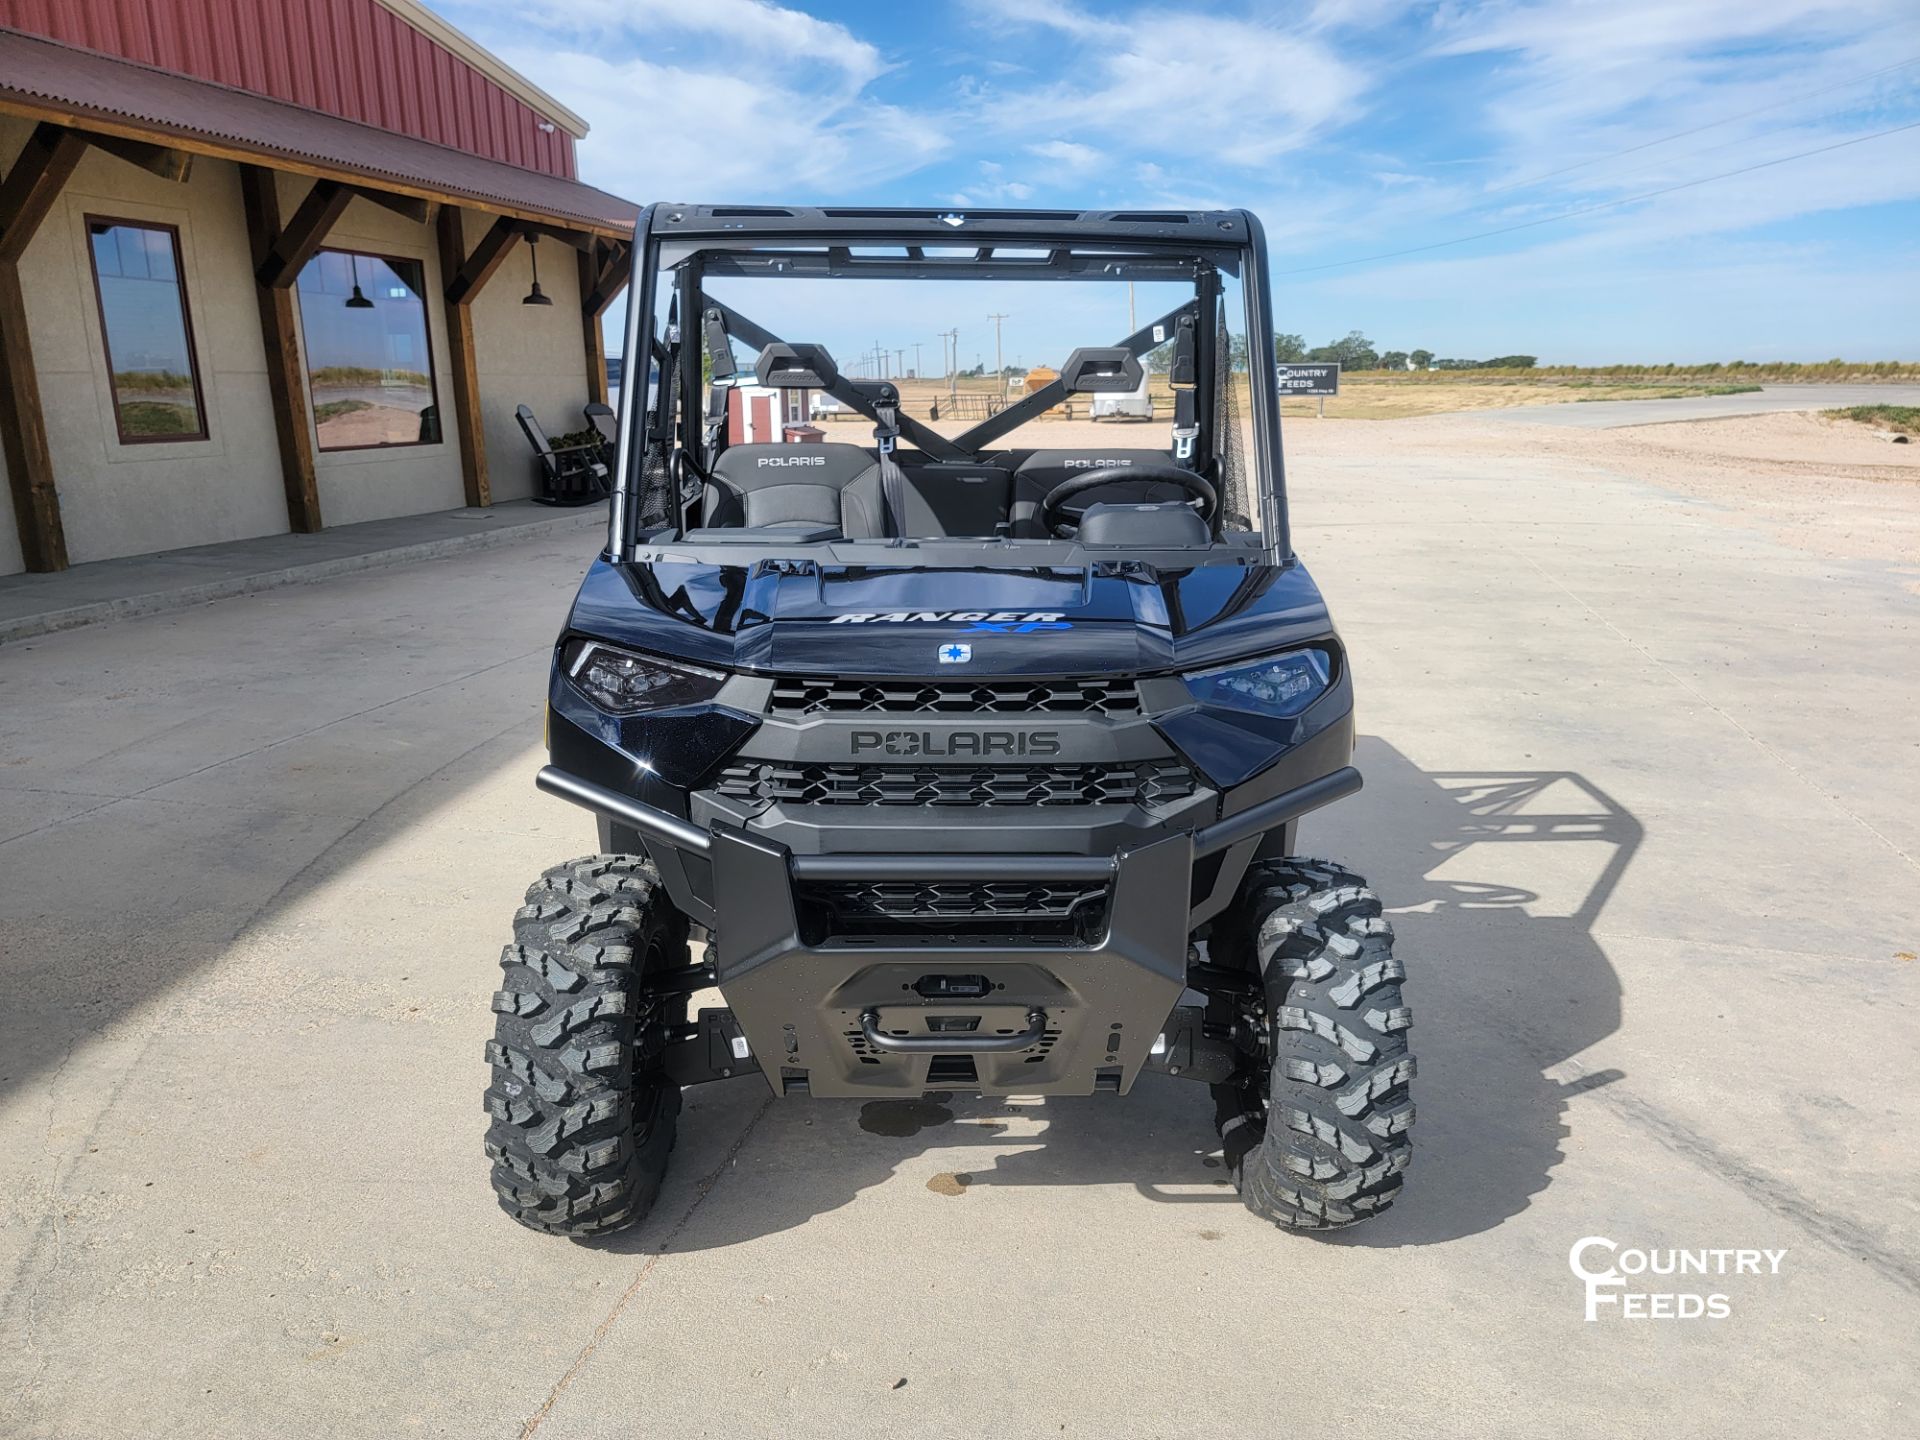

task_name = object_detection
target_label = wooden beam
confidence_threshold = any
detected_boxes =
[0,122,88,570]
[82,131,193,182]
[579,244,608,407]
[0,95,634,242]
[239,166,322,534]
[444,215,520,306]
[522,221,594,253]
[0,122,88,264]
[348,185,430,224]
[256,178,352,288]
[435,206,491,508]
[583,240,630,318]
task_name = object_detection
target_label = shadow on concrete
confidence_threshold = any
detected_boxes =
[586,735,1640,1254]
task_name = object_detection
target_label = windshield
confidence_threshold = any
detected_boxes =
[615,234,1274,559]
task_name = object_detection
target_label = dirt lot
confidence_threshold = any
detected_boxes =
[872,374,1803,422]
[1304,409,1920,566]
[2,406,1916,1438]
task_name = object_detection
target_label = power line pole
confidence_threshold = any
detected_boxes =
[987,312,1008,390]
[912,341,923,379]
[938,327,958,400]
[894,348,905,380]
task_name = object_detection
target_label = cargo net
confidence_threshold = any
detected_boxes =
[634,354,680,530]
[1214,302,1253,531]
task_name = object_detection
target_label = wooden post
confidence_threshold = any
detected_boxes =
[579,244,607,406]
[239,165,322,533]
[436,205,491,508]
[0,122,89,572]
[578,240,629,408]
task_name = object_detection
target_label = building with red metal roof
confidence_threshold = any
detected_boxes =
[0,0,637,573]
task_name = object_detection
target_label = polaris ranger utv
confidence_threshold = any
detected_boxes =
[486,205,1412,1237]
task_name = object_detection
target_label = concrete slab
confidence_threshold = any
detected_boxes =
[1470,382,1920,428]
[1,433,1915,1438]
[0,500,608,645]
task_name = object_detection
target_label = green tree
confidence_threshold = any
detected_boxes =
[1381,350,1409,371]
[1409,348,1433,370]
[1482,354,1538,369]
[1274,332,1307,362]
[1319,330,1379,370]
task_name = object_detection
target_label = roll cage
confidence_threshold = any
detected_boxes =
[604,206,1292,565]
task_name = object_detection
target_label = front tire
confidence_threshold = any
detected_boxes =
[484,856,684,1238]
[1209,858,1414,1231]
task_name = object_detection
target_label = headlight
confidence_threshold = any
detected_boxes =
[1184,648,1332,718]
[562,639,727,714]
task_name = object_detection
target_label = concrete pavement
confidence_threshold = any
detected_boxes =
[0,499,607,644]
[1475,381,1920,427]
[1,432,1916,1438]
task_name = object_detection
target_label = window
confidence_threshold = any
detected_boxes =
[86,218,207,443]
[295,249,441,450]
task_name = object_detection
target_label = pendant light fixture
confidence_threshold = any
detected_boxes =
[344,253,374,309]
[522,233,553,306]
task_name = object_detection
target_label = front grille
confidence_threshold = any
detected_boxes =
[802,879,1109,940]
[768,677,1140,718]
[713,759,1199,807]
[820,879,1106,921]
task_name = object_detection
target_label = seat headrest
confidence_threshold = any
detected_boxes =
[708,443,876,488]
[1012,449,1180,485]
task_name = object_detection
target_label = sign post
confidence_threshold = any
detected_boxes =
[1277,362,1340,417]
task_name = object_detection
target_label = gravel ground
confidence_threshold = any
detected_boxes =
[1292,410,1920,567]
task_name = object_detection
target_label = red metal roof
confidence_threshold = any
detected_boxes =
[1,0,578,176]
[0,28,638,234]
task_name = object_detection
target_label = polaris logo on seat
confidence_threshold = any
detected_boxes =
[1063,458,1133,468]
[757,454,826,467]
[850,730,1062,757]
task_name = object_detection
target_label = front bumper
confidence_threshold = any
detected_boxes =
[535,763,1359,1098]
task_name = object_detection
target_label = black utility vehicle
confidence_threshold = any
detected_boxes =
[485,206,1413,1236]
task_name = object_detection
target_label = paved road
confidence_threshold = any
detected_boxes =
[2,444,1916,1437]
[1478,381,1920,427]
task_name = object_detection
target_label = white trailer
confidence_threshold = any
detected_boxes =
[1090,371,1154,421]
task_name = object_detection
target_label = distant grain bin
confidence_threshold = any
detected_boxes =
[1022,364,1067,415]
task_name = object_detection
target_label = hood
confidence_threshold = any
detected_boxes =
[564,556,1335,677]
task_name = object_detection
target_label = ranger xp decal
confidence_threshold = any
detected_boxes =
[829,611,1071,632]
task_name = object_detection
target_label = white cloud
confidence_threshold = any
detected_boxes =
[1027,140,1103,170]
[436,0,945,199]
[515,49,943,198]
[478,0,887,83]
[967,4,1368,167]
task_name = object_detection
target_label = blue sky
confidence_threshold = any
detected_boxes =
[432,0,1920,365]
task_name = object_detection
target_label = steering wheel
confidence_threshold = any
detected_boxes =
[1039,463,1217,534]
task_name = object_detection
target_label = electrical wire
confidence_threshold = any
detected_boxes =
[1276,118,1920,276]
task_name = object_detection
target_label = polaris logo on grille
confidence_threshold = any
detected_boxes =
[757,454,826,467]
[850,730,1063,757]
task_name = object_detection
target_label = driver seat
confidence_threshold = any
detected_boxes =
[1008,450,1203,537]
